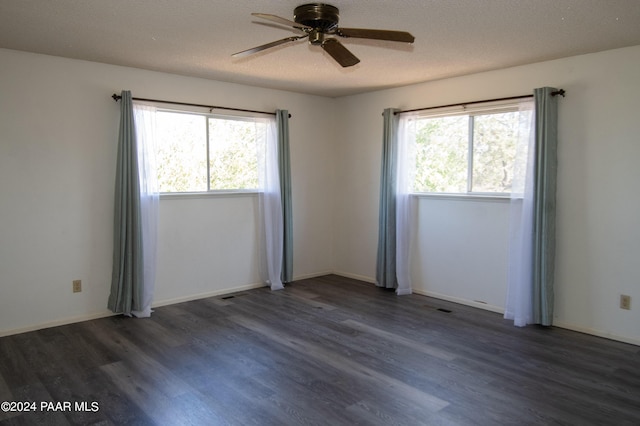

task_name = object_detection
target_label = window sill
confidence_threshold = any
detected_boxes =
[160,190,260,200]
[412,192,511,202]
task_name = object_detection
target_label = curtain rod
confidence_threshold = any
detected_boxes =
[393,89,565,115]
[111,94,291,118]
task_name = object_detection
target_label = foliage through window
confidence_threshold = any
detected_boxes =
[155,110,268,193]
[411,105,532,195]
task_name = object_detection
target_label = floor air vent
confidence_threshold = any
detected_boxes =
[422,304,453,313]
[220,293,249,300]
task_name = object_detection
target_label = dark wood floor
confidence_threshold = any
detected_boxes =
[1,275,639,425]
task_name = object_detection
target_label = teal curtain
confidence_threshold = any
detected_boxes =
[277,110,293,283]
[376,108,400,289]
[108,90,144,314]
[532,87,559,325]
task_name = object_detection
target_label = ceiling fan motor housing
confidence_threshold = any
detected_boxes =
[294,3,340,32]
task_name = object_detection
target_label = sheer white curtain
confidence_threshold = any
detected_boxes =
[132,103,159,317]
[395,113,418,295]
[504,100,535,326]
[259,117,285,290]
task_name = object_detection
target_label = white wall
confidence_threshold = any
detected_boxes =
[413,197,511,312]
[333,45,640,345]
[0,48,336,335]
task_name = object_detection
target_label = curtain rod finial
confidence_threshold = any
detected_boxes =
[112,93,121,102]
[551,89,566,97]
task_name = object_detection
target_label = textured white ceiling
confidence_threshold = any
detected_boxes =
[2,0,640,97]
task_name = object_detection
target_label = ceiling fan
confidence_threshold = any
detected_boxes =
[232,3,415,67]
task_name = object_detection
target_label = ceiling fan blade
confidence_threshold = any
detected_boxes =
[232,35,307,58]
[251,13,312,30]
[336,28,415,43]
[321,38,360,67]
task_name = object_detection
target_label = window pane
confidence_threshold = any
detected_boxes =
[472,112,520,193]
[156,111,207,192]
[208,118,265,190]
[414,116,468,193]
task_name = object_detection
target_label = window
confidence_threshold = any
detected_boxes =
[154,110,269,193]
[412,104,532,195]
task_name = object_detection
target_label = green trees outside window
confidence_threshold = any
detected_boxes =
[413,108,531,194]
[155,111,267,193]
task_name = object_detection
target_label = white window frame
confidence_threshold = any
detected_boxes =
[411,100,525,198]
[153,106,270,196]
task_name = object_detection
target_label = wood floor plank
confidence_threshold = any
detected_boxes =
[341,319,457,361]
[228,314,451,413]
[100,360,224,425]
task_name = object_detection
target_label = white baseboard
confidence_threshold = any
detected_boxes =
[411,289,505,314]
[0,311,118,337]
[552,320,640,347]
[291,270,335,281]
[332,270,376,284]
[151,281,266,308]
[0,281,268,337]
[411,290,639,346]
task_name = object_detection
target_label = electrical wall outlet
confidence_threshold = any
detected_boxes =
[620,294,631,310]
[73,280,82,293]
